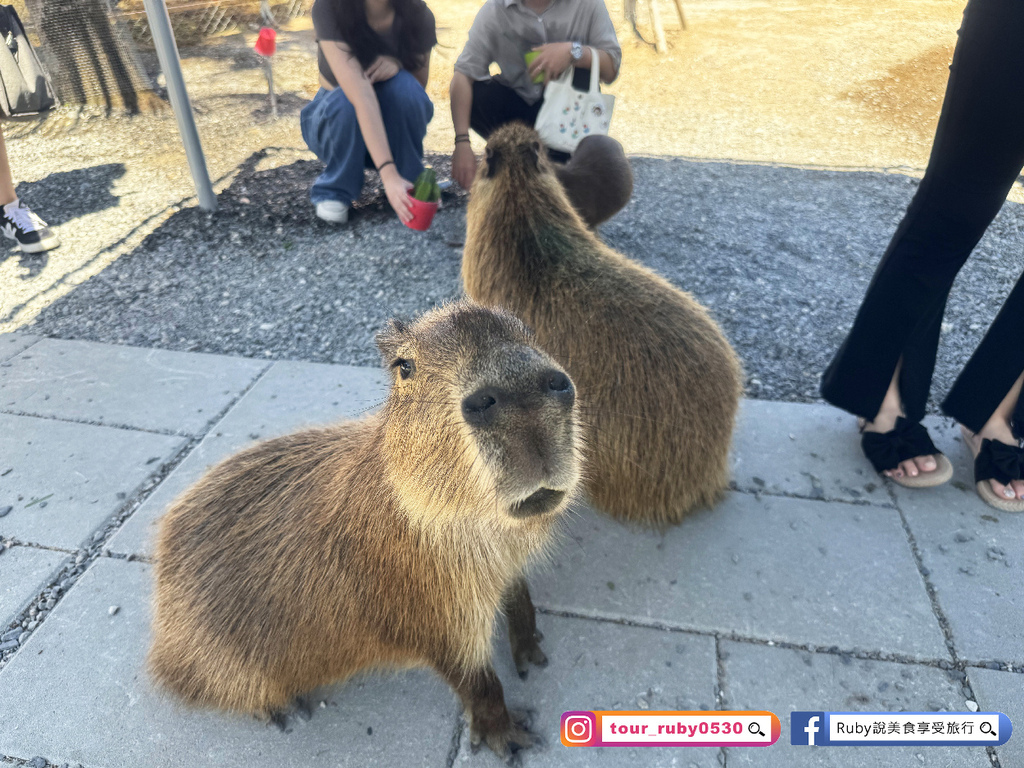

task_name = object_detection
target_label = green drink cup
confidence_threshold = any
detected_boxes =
[524,51,544,84]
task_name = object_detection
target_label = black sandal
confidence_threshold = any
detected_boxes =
[860,417,953,488]
[971,434,1024,512]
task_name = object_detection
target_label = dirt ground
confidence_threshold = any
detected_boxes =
[424,0,964,170]
[123,0,968,172]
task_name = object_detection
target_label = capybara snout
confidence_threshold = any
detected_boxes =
[460,348,579,514]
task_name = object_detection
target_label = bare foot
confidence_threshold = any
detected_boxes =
[960,423,1024,500]
[861,365,941,480]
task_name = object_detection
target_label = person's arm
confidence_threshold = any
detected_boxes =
[449,7,496,191]
[320,40,413,223]
[527,43,617,84]
[411,51,430,89]
[450,71,476,190]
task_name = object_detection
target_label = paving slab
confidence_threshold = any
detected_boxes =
[0,546,67,629]
[0,557,458,768]
[0,338,266,435]
[0,332,38,363]
[721,640,988,767]
[108,360,387,557]
[454,615,718,768]
[0,413,185,550]
[733,399,893,505]
[533,496,948,660]
[891,422,1024,666]
[967,667,1023,768]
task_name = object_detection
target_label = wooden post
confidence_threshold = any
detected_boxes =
[670,0,687,29]
[650,0,668,53]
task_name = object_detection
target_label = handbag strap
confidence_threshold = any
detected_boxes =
[588,47,601,94]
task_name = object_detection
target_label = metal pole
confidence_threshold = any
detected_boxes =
[141,0,217,211]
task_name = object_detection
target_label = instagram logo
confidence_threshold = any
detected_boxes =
[561,711,597,746]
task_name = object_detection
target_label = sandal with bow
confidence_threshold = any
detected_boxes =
[962,425,1024,512]
[859,417,953,488]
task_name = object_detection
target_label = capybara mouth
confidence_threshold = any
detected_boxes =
[509,488,566,518]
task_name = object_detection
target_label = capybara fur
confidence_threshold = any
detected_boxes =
[554,134,633,227]
[463,123,742,528]
[149,301,581,761]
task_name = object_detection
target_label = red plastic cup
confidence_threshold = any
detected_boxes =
[404,196,439,231]
[255,27,277,57]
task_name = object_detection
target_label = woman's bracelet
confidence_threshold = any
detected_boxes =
[454,134,471,146]
[376,159,395,173]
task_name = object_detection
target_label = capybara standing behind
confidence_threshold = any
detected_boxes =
[149,302,580,761]
[554,134,634,228]
[463,123,742,528]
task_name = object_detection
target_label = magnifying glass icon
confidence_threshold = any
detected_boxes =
[748,722,766,737]
[980,722,997,737]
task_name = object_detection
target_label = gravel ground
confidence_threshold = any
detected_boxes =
[23,150,1024,411]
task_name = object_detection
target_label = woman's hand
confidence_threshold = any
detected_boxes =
[452,142,477,190]
[528,42,573,85]
[381,165,414,223]
[365,55,401,84]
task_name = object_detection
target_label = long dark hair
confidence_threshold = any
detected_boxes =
[336,0,433,72]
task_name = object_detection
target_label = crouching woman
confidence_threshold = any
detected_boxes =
[301,0,436,225]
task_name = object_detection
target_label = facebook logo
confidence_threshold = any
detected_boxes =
[791,711,826,745]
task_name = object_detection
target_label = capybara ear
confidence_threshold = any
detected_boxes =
[485,146,501,178]
[376,317,411,363]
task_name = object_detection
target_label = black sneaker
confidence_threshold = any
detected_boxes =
[0,199,60,253]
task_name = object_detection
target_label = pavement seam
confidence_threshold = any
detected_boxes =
[730,483,896,509]
[443,715,464,768]
[536,605,967,669]
[715,635,728,768]
[0,361,273,672]
[0,407,191,437]
[888,485,1006,768]
[0,336,41,364]
[0,541,76,555]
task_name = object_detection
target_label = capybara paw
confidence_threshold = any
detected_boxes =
[471,710,539,765]
[264,697,314,732]
[514,643,548,679]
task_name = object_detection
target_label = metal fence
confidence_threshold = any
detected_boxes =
[11,0,311,111]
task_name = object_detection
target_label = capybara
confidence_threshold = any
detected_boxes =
[463,122,742,527]
[149,301,581,761]
[554,134,633,227]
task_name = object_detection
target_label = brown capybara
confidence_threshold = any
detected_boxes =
[149,301,581,762]
[554,134,634,227]
[463,122,742,528]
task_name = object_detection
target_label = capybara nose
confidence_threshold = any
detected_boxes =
[463,387,499,426]
[544,369,575,407]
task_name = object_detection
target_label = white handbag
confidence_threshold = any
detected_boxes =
[534,47,614,154]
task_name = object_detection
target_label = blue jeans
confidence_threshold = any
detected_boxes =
[300,70,434,205]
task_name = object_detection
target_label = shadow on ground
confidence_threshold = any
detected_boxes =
[16,163,126,227]
[25,152,1024,408]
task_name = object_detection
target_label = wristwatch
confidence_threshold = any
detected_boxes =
[570,41,583,63]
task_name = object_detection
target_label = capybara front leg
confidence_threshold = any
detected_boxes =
[440,663,535,765]
[502,577,548,679]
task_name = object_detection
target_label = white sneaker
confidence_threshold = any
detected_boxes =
[315,200,349,224]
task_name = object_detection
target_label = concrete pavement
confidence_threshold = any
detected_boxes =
[0,332,1020,768]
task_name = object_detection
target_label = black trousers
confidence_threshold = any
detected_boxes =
[820,0,1024,433]
[469,68,592,162]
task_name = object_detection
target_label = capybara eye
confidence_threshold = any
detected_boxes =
[392,358,415,380]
